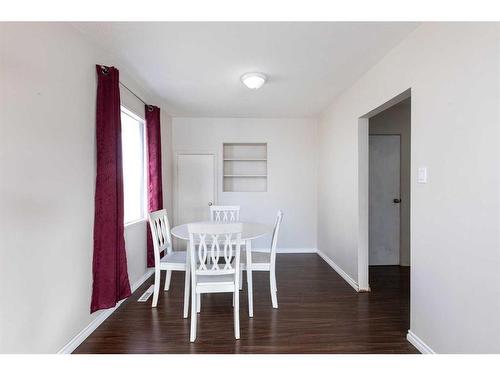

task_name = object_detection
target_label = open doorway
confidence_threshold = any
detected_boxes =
[369,98,411,267]
[368,97,411,329]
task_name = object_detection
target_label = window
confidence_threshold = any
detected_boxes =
[121,106,146,224]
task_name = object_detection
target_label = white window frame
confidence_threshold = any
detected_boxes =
[121,105,148,226]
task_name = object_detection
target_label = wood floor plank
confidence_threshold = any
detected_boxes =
[74,254,419,354]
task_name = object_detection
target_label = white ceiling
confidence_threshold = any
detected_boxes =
[74,22,419,118]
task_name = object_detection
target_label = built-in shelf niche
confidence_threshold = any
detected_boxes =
[223,143,267,192]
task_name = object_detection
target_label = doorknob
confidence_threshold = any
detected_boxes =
[393,198,401,204]
[208,202,213,206]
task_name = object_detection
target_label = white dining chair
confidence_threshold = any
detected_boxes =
[240,210,283,308]
[188,222,242,342]
[207,205,243,272]
[210,205,240,222]
[148,209,190,318]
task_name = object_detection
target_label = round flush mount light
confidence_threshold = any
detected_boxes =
[241,72,267,90]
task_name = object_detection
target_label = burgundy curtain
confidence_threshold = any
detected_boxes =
[91,65,131,313]
[145,105,163,267]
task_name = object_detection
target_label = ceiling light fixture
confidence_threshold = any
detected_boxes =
[241,72,267,90]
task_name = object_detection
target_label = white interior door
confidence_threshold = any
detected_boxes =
[176,153,215,225]
[369,135,400,265]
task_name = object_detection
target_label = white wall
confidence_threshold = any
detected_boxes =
[172,118,318,250]
[318,23,500,353]
[161,113,174,216]
[0,23,173,353]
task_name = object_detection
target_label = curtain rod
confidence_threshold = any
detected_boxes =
[119,81,154,111]
[100,65,153,111]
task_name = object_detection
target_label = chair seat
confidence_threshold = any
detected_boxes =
[240,251,271,264]
[160,251,187,267]
[196,274,236,293]
[197,273,235,285]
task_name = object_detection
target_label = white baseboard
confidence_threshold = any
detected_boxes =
[252,247,317,254]
[407,330,436,354]
[131,269,155,292]
[57,269,155,354]
[316,249,360,292]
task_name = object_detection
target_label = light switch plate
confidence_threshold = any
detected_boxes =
[417,167,428,184]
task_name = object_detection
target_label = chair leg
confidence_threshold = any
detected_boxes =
[270,270,278,309]
[164,270,172,291]
[183,268,190,318]
[246,240,254,317]
[234,288,240,339]
[152,269,160,308]
[190,284,197,342]
[197,293,201,313]
[239,268,243,290]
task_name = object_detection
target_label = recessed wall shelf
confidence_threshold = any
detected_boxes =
[223,143,267,192]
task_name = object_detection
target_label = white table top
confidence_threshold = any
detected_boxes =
[171,221,273,241]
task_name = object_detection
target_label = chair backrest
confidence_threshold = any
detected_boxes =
[270,211,284,267]
[210,205,240,222]
[188,222,242,278]
[148,209,173,266]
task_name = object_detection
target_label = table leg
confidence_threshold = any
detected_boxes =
[246,239,253,318]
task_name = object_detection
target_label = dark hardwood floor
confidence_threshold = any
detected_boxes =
[74,254,418,354]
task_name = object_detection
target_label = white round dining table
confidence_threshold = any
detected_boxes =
[171,221,273,241]
[171,221,273,318]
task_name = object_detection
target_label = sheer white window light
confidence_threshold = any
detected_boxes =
[121,106,146,224]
